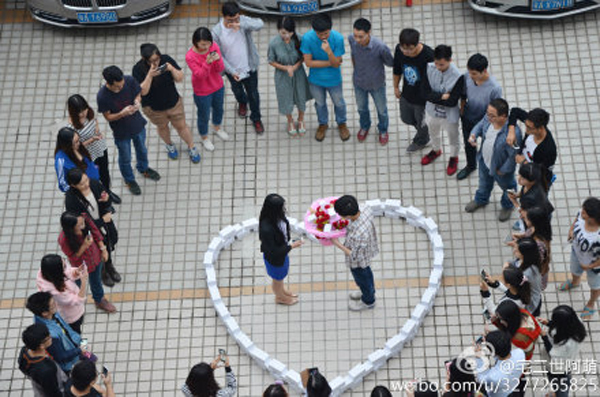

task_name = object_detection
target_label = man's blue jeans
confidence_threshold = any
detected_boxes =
[309,83,347,126]
[225,70,261,122]
[114,128,149,183]
[350,266,376,305]
[354,84,388,133]
[474,158,517,209]
[194,87,225,137]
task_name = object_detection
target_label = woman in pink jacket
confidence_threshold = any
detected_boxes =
[36,254,88,334]
[186,27,228,153]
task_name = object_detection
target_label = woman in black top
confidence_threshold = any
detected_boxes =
[65,168,121,287]
[508,162,554,217]
[259,194,304,305]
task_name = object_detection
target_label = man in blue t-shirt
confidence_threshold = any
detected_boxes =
[300,13,349,142]
[97,65,161,196]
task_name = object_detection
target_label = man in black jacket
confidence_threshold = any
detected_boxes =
[18,323,67,397]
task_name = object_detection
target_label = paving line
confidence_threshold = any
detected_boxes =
[0,272,569,310]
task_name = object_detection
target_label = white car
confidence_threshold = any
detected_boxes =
[231,0,362,15]
[27,0,176,27]
[469,0,600,19]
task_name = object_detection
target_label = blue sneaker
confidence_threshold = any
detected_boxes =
[165,144,178,160]
[189,146,201,164]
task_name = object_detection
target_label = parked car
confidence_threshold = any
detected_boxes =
[469,0,600,19]
[27,0,176,28]
[229,0,362,15]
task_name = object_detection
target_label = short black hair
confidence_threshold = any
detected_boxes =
[71,360,98,391]
[222,1,240,17]
[485,330,512,358]
[370,385,393,397]
[26,292,52,317]
[334,195,359,217]
[22,323,50,351]
[102,65,124,85]
[467,53,488,72]
[489,98,509,117]
[311,13,332,33]
[582,197,600,224]
[527,108,550,129]
[140,43,160,61]
[353,18,371,33]
[434,45,452,61]
[399,28,420,46]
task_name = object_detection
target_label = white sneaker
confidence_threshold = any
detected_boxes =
[349,291,362,300]
[201,138,215,152]
[214,128,229,141]
[348,300,376,311]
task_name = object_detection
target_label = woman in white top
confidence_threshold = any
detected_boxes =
[67,94,121,204]
[538,305,587,397]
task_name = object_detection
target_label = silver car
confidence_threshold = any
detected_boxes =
[27,0,176,28]
[231,0,362,15]
[469,0,600,19]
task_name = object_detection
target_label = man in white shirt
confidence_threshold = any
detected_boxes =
[476,330,526,397]
[212,2,265,134]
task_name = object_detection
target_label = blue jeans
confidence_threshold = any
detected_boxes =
[474,158,517,209]
[350,266,375,305]
[354,84,388,133]
[225,71,261,122]
[309,83,347,126]
[194,87,224,137]
[114,128,149,183]
[75,263,104,303]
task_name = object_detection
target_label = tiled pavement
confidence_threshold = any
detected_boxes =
[0,0,599,395]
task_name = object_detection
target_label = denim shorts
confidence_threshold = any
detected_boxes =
[570,249,600,290]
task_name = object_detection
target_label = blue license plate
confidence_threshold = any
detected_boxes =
[279,0,319,14]
[77,11,118,24]
[531,0,574,10]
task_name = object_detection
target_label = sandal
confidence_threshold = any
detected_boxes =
[580,306,596,320]
[296,120,306,137]
[559,280,580,291]
[287,122,297,137]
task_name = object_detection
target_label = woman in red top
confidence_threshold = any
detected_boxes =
[186,27,228,153]
[58,212,116,313]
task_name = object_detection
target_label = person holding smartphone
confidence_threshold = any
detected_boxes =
[132,43,200,164]
[186,27,229,153]
[182,354,236,397]
[58,212,116,313]
[64,360,115,397]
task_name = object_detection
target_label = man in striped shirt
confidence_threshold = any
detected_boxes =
[332,195,380,311]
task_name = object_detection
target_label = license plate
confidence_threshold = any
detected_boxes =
[279,0,319,14]
[531,0,574,10]
[77,11,118,24]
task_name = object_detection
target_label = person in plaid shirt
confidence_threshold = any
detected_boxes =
[332,195,380,311]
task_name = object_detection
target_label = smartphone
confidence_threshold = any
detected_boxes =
[210,51,217,56]
[156,64,167,73]
[475,335,484,345]
[218,349,226,362]
[506,189,517,196]
[483,309,491,321]
[102,366,109,376]
[480,269,488,281]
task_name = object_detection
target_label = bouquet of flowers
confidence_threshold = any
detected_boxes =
[304,197,349,246]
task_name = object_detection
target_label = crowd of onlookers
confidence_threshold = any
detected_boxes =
[14,1,600,396]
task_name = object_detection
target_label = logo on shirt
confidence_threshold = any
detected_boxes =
[403,65,421,86]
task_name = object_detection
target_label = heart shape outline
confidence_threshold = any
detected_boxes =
[203,199,444,395]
